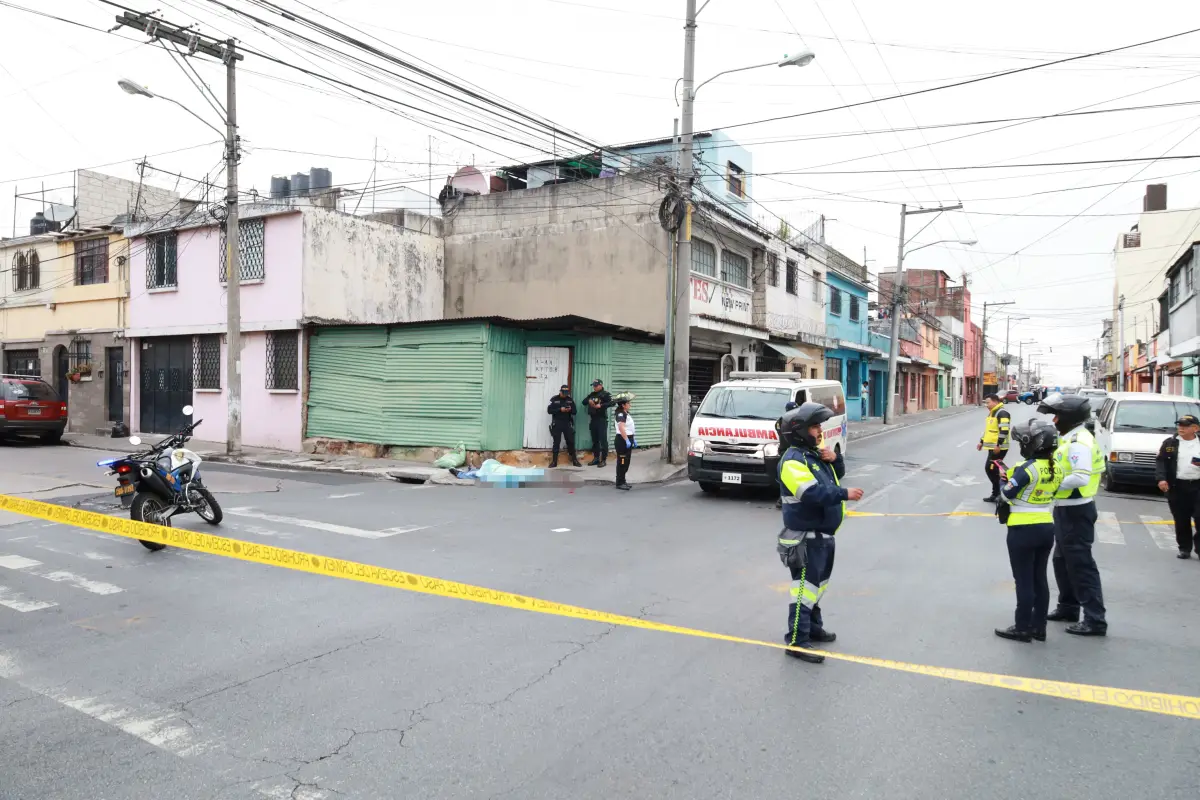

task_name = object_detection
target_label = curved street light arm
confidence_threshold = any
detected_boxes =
[904,238,977,257]
[693,61,778,98]
[159,93,226,139]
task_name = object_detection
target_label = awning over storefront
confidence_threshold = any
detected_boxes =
[834,340,885,357]
[764,342,813,361]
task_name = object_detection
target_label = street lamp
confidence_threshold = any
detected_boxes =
[118,69,244,457]
[665,0,816,464]
[882,224,977,424]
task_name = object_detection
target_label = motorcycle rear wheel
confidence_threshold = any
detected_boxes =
[130,492,170,552]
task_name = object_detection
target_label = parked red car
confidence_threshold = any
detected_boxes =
[1003,389,1020,403]
[0,375,68,443]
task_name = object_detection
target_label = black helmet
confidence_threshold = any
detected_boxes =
[779,402,833,449]
[1037,392,1090,434]
[1011,419,1058,459]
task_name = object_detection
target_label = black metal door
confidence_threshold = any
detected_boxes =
[139,338,193,434]
[54,346,70,407]
[106,347,124,423]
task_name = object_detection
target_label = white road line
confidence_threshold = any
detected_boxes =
[327,492,363,500]
[0,555,123,595]
[948,500,978,525]
[855,463,879,474]
[1095,511,1125,545]
[957,440,971,448]
[34,544,113,561]
[0,586,56,612]
[551,528,571,533]
[858,458,939,510]
[226,508,427,539]
[1140,515,1178,551]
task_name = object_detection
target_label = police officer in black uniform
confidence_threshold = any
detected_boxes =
[584,379,613,467]
[547,385,582,468]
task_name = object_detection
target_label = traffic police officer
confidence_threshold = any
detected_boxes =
[776,402,865,664]
[979,393,1012,503]
[546,384,582,468]
[770,401,799,509]
[1038,392,1107,636]
[584,379,613,467]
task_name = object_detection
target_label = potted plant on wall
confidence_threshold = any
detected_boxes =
[68,363,92,383]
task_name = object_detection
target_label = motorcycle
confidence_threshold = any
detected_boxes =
[97,405,223,551]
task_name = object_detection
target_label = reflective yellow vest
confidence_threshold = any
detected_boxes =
[981,405,1011,449]
[1006,459,1058,526]
[1053,426,1104,501]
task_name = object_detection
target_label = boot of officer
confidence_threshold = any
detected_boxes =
[1038,392,1108,636]
[776,402,864,664]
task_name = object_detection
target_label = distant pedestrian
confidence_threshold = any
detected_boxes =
[614,394,636,491]
[584,379,613,468]
[861,381,870,418]
[546,384,582,468]
[1155,414,1200,559]
[979,393,1012,503]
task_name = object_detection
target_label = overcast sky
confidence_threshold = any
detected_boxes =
[3,0,1199,385]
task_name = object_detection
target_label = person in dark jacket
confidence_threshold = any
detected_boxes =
[546,385,582,468]
[584,379,613,467]
[1155,414,1200,559]
[770,401,799,509]
[776,402,865,664]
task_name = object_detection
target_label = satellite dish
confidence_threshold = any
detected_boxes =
[45,204,75,223]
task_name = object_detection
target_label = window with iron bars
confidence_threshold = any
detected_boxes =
[266,331,299,390]
[193,335,222,390]
[69,338,92,374]
[830,287,843,316]
[219,218,266,282]
[147,233,178,289]
[786,260,798,295]
[691,238,716,278]
[850,295,861,322]
[812,271,822,302]
[12,250,39,291]
[767,253,779,287]
[75,238,109,285]
[721,250,749,288]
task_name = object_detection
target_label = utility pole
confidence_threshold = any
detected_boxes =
[1118,295,1126,391]
[661,118,679,451]
[667,0,698,464]
[978,301,1014,403]
[115,10,244,455]
[883,202,963,424]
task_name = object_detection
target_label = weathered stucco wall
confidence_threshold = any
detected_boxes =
[302,210,443,325]
[443,176,669,333]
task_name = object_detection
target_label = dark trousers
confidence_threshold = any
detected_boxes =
[1007,522,1054,632]
[588,416,608,461]
[1052,504,1106,624]
[985,449,1008,497]
[1167,480,1200,555]
[551,424,576,462]
[786,535,836,645]
[614,436,632,485]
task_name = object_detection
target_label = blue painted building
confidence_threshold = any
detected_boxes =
[819,246,883,421]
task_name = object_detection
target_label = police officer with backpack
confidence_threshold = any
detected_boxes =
[775,402,865,664]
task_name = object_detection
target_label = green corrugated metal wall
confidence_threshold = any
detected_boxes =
[307,323,662,451]
[612,340,664,446]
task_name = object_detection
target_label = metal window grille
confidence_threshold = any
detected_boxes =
[825,357,842,383]
[720,250,749,288]
[830,287,843,315]
[767,253,779,287]
[193,335,222,390]
[850,295,861,322]
[75,238,109,285]
[812,271,821,302]
[147,233,178,289]
[266,331,299,390]
[691,238,716,278]
[3,349,39,377]
[219,218,266,282]
[785,260,798,295]
[68,337,92,372]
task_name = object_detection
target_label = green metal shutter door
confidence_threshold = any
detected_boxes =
[611,340,664,446]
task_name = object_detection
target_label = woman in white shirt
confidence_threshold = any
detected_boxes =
[614,396,636,491]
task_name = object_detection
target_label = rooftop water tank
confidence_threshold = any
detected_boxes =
[270,175,291,199]
[310,167,332,191]
[291,172,310,196]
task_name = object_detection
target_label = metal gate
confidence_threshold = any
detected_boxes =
[3,349,40,377]
[106,347,124,423]
[139,337,193,434]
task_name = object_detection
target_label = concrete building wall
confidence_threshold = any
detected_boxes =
[444,176,671,333]
[302,209,443,325]
[75,169,181,227]
[1113,206,1200,354]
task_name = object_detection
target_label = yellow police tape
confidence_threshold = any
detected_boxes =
[1,493,1197,722]
[847,510,1175,523]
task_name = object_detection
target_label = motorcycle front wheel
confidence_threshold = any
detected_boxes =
[191,485,223,525]
[130,492,170,552]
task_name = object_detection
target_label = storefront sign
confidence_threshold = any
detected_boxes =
[690,276,753,325]
[983,372,997,385]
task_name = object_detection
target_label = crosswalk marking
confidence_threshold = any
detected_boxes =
[949,500,978,524]
[226,507,428,539]
[1095,512,1125,545]
[1140,515,1179,551]
[0,586,56,612]
[0,554,124,595]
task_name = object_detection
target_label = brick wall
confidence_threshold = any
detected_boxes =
[76,169,181,227]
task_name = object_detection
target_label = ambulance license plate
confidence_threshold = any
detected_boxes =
[721,472,742,484]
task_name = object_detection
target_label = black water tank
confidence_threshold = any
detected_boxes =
[30,212,51,235]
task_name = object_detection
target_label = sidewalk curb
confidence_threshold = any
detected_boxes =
[849,405,980,444]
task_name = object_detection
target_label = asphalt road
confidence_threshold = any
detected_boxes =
[1,407,1198,799]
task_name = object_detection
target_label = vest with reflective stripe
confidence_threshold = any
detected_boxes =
[1053,426,1104,501]
[1006,458,1057,526]
[779,448,846,534]
[982,406,1009,448]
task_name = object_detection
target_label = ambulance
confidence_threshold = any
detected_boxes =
[687,373,848,494]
